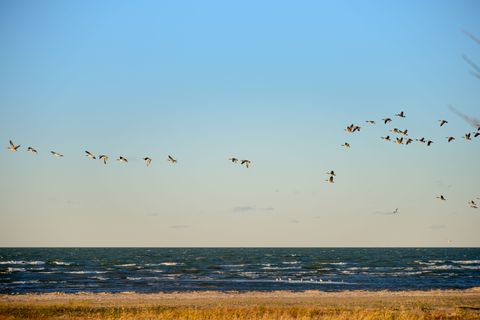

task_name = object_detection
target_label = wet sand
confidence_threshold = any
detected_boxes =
[1,288,480,319]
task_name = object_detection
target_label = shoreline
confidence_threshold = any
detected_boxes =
[1,288,480,319]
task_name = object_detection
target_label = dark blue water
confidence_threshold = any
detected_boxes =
[0,248,479,293]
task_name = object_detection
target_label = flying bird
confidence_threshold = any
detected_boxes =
[446,136,455,143]
[390,128,400,134]
[8,140,20,152]
[436,195,446,201]
[395,137,404,145]
[393,208,399,214]
[469,200,477,208]
[474,132,480,138]
[366,120,375,124]
[381,135,391,141]
[427,140,433,146]
[241,159,251,168]
[341,142,350,148]
[99,155,109,165]
[50,151,63,157]
[399,129,408,136]
[405,138,413,145]
[325,176,334,183]
[326,170,336,176]
[168,155,177,164]
[85,150,96,160]
[345,124,354,133]
[439,120,448,127]
[143,157,152,166]
[117,156,128,163]
[416,137,426,143]
[27,147,38,154]
[228,157,238,163]
[464,133,472,140]
[395,111,406,118]
[353,125,361,132]
[382,118,392,124]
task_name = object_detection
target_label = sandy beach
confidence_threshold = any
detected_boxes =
[1,288,480,319]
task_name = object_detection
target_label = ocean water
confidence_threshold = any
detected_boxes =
[0,248,479,293]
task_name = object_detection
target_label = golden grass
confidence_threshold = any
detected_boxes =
[1,289,479,319]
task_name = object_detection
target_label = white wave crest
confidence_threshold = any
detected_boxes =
[66,271,107,274]
[51,261,72,266]
[0,260,45,265]
[7,267,26,272]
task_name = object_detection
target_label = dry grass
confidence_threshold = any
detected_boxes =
[1,289,479,319]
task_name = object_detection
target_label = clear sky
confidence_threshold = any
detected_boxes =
[1,0,479,247]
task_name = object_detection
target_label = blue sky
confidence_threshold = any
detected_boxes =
[0,0,479,246]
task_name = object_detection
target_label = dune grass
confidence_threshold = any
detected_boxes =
[1,290,479,319]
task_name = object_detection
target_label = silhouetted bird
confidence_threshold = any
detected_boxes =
[27,147,37,154]
[382,118,392,124]
[345,124,354,133]
[395,111,406,118]
[117,156,128,163]
[143,157,152,166]
[51,151,63,157]
[85,150,96,160]
[99,155,108,165]
[241,159,251,168]
[8,140,20,152]
[390,128,400,134]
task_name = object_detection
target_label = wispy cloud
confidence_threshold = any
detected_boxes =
[232,206,255,213]
[170,225,189,229]
[429,224,447,230]
[66,200,78,206]
[462,29,480,45]
[449,105,480,128]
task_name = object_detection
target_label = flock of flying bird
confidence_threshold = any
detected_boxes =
[5,109,479,211]
[332,110,480,210]
[7,140,252,169]
[7,141,181,166]
[344,111,479,147]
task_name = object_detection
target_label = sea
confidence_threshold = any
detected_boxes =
[0,248,479,294]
